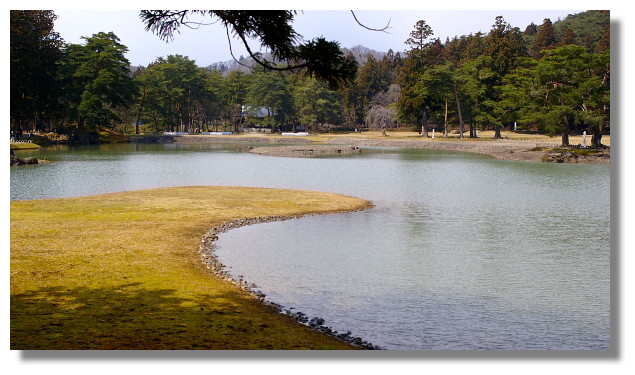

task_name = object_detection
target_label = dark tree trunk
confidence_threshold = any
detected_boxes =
[135,86,147,135]
[443,97,449,138]
[591,121,604,147]
[561,128,570,147]
[470,123,478,138]
[561,115,571,147]
[494,124,502,139]
[421,111,429,138]
[455,91,464,139]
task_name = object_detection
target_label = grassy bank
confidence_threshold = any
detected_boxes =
[10,186,371,349]
[10,142,40,150]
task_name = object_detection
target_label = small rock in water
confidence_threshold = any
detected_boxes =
[308,317,325,327]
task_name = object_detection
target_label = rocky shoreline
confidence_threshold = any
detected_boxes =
[10,149,48,166]
[197,210,383,350]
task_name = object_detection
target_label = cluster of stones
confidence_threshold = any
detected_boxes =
[10,152,47,166]
[198,214,382,350]
[541,150,610,163]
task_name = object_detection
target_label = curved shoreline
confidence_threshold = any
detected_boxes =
[11,186,374,349]
[197,208,384,350]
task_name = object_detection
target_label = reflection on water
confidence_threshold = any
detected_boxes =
[11,143,610,349]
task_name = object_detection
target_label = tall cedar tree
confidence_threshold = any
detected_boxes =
[560,28,577,46]
[10,10,64,133]
[530,18,558,58]
[400,20,435,137]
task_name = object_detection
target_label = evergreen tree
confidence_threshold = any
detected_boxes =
[355,55,388,120]
[414,62,456,137]
[405,20,434,69]
[524,23,538,36]
[10,10,64,133]
[378,49,403,86]
[485,17,528,76]
[495,58,540,131]
[560,28,577,46]
[444,36,463,64]
[294,78,340,132]
[135,55,214,133]
[423,38,445,66]
[533,45,608,146]
[220,71,250,131]
[464,32,486,62]
[134,65,165,132]
[595,24,610,53]
[398,20,436,136]
[530,18,558,58]
[246,71,294,131]
[69,32,137,142]
[456,56,499,137]
[397,54,428,135]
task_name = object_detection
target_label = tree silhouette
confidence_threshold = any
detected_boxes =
[140,10,359,89]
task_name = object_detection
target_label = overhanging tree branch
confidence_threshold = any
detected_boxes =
[139,10,358,89]
[350,11,391,32]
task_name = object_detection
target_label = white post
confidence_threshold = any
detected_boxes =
[582,131,587,148]
[432,129,435,139]
[514,121,517,131]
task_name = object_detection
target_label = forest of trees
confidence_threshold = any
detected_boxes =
[10,10,610,146]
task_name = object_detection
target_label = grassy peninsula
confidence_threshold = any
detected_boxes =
[10,186,371,349]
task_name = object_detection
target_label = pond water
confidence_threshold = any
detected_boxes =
[10,143,610,350]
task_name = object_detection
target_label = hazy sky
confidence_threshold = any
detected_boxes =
[51,8,585,67]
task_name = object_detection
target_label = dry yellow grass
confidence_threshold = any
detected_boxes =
[10,186,371,349]
[191,130,610,147]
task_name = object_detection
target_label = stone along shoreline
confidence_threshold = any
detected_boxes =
[198,211,383,350]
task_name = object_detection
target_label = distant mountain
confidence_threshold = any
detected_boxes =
[341,45,387,64]
[205,44,387,74]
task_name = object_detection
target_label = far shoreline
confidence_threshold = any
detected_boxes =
[159,131,610,164]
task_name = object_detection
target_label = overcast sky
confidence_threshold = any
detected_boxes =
[51,6,586,67]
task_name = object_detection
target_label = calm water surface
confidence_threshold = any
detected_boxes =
[10,143,610,350]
